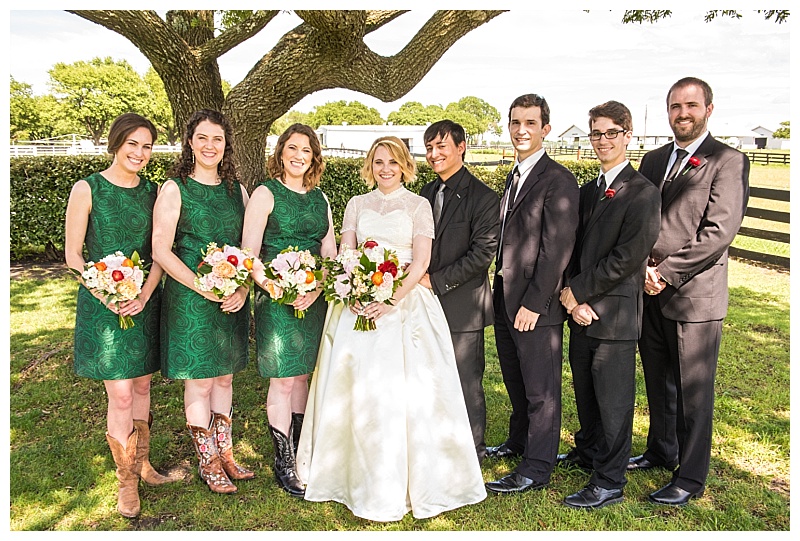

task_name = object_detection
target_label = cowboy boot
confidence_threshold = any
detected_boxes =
[291,412,304,455]
[187,421,238,494]
[106,429,141,518]
[212,409,255,481]
[269,424,305,498]
[134,412,180,485]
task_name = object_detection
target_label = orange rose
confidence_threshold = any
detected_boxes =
[243,258,254,271]
[371,272,384,286]
[95,261,107,271]
[305,270,315,284]
[121,258,134,268]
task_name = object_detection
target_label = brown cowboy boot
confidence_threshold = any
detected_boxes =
[187,421,238,494]
[134,412,180,485]
[212,409,255,481]
[106,429,142,518]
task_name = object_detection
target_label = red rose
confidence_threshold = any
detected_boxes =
[112,269,124,282]
[227,254,239,266]
[688,156,701,167]
[378,260,398,277]
[604,189,616,199]
[363,240,379,249]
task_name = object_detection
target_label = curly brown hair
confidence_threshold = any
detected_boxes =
[169,109,239,193]
[267,123,325,190]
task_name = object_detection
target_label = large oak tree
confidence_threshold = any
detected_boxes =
[69,10,505,189]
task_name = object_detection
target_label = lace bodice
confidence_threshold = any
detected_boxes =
[341,187,435,265]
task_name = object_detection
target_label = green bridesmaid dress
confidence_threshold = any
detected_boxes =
[73,172,161,380]
[160,178,250,380]
[254,178,329,378]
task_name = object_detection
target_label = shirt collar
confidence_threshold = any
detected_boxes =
[599,159,629,187]
[673,131,709,157]
[514,147,546,178]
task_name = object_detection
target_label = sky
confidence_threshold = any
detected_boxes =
[7,6,793,142]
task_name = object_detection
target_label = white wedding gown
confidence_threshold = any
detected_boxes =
[296,186,486,522]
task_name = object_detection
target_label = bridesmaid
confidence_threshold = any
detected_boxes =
[152,109,253,495]
[65,113,177,518]
[242,123,336,497]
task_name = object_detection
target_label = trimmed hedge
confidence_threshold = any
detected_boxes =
[10,154,603,260]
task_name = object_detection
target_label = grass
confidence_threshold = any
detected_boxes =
[8,257,789,531]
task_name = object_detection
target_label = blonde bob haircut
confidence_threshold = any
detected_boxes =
[361,136,417,188]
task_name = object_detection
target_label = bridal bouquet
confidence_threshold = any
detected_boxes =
[195,242,254,299]
[261,246,323,319]
[77,250,147,329]
[323,239,406,331]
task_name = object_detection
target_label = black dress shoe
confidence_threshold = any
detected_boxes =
[485,472,547,494]
[556,449,593,471]
[648,483,704,506]
[627,454,677,471]
[485,442,521,460]
[563,483,624,509]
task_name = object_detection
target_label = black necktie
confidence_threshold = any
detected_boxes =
[591,174,606,215]
[497,166,520,270]
[662,148,688,199]
[433,182,446,225]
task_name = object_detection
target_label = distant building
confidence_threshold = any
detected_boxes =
[717,126,790,150]
[315,124,428,155]
[557,125,589,148]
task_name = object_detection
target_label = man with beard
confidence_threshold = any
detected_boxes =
[629,77,749,506]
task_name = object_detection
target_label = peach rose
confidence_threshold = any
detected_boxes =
[213,260,237,279]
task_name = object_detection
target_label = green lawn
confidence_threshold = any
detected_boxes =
[8,257,789,531]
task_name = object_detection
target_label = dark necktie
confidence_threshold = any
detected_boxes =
[662,148,688,199]
[433,182,446,225]
[591,174,606,215]
[497,166,520,270]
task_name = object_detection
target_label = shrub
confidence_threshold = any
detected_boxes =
[10,153,601,260]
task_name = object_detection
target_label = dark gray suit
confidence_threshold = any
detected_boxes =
[493,153,579,483]
[564,163,661,489]
[638,134,749,493]
[420,166,500,460]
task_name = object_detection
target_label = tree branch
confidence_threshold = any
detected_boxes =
[365,10,409,34]
[197,10,280,63]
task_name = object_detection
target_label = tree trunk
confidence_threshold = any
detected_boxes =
[68,10,506,190]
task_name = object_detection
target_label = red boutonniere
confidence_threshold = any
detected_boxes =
[600,188,616,201]
[682,156,701,175]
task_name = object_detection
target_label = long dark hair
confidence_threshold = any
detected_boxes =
[169,109,238,192]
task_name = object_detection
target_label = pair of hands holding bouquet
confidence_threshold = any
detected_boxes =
[193,239,405,330]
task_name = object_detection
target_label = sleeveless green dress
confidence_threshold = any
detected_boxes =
[73,172,161,380]
[254,178,329,378]
[160,178,250,380]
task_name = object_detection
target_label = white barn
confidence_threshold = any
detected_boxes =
[316,124,428,155]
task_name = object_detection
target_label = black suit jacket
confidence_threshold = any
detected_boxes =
[496,153,580,326]
[639,134,749,322]
[565,163,661,340]
[421,166,500,332]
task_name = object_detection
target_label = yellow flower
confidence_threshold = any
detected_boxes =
[213,260,237,279]
[116,279,139,301]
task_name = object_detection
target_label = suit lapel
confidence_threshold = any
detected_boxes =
[662,135,714,208]
[584,165,630,232]
[505,153,549,220]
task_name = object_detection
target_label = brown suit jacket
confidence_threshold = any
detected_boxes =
[639,134,750,322]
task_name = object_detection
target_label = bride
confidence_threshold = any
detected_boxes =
[296,136,486,522]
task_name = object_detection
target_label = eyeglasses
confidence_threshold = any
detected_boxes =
[589,129,629,141]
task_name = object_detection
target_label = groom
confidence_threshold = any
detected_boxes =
[419,119,500,462]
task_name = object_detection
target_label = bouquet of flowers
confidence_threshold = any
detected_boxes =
[322,239,406,331]
[194,242,254,299]
[261,246,324,319]
[77,250,147,329]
